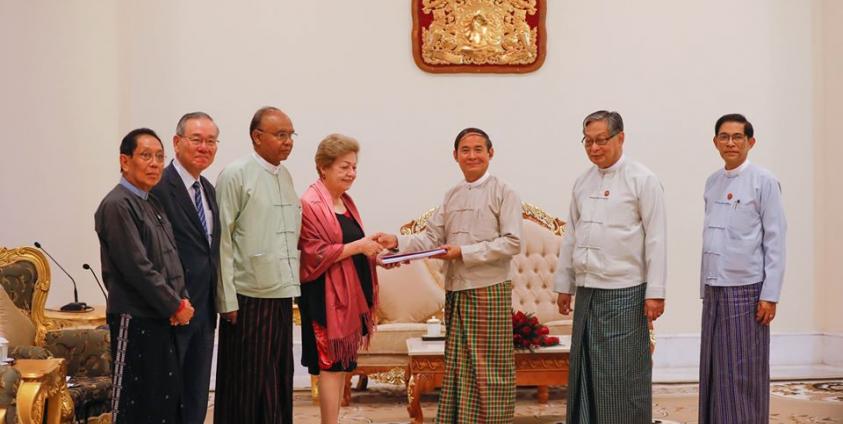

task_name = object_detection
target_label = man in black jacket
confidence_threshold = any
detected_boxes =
[95,128,194,423]
[151,112,222,424]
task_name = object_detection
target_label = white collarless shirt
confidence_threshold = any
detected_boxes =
[553,155,668,299]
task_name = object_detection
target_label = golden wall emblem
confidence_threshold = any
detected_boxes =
[412,0,546,73]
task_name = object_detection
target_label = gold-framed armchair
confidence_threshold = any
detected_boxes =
[0,246,111,423]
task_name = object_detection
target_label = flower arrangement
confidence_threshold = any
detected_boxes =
[512,310,559,350]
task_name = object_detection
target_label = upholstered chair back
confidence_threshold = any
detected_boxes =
[0,247,50,346]
[510,219,566,323]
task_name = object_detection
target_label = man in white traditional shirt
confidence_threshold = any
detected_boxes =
[698,113,786,423]
[554,110,667,423]
[377,128,522,423]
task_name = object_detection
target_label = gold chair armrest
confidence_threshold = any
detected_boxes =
[14,359,73,424]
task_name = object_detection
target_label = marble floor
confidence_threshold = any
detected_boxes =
[205,379,843,423]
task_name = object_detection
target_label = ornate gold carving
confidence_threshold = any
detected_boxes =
[0,247,52,347]
[522,201,566,236]
[514,355,568,370]
[407,373,434,423]
[15,358,71,424]
[418,0,542,68]
[410,357,447,372]
[400,208,436,236]
[88,413,113,424]
[367,367,408,386]
[400,202,565,236]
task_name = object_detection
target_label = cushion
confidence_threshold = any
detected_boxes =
[0,260,36,312]
[375,261,444,324]
[364,323,429,354]
[423,259,446,289]
[357,353,413,368]
[0,286,34,348]
[68,376,111,420]
[544,319,573,336]
[44,329,110,377]
[8,345,50,360]
[0,364,21,421]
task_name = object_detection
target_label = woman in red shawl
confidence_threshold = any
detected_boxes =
[298,133,382,423]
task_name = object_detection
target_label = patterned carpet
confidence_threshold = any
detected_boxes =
[206,380,843,423]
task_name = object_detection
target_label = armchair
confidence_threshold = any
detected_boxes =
[0,246,111,423]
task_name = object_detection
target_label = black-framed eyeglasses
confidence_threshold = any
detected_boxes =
[257,128,297,141]
[581,132,618,148]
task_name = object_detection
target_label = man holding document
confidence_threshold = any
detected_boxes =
[377,128,522,423]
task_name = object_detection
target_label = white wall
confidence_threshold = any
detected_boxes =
[0,1,826,336]
[0,2,121,306]
[815,0,843,334]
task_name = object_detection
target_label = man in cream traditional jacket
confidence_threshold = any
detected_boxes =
[378,128,522,423]
[554,110,667,424]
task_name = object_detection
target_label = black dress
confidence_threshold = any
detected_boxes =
[299,211,374,375]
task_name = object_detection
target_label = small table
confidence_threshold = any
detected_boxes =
[406,336,570,423]
[13,358,73,424]
[45,305,107,330]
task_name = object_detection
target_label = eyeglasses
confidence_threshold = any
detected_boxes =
[257,128,297,141]
[581,132,618,148]
[136,152,166,163]
[181,136,220,147]
[715,133,748,144]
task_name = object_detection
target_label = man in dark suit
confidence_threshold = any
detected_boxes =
[151,112,221,423]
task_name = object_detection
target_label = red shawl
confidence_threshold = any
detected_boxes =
[299,179,378,366]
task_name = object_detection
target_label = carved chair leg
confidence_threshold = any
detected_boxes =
[536,385,549,404]
[341,373,352,407]
[355,374,369,391]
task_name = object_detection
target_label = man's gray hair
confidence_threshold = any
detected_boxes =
[176,112,215,136]
[583,110,624,135]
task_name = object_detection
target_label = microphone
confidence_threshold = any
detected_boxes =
[33,242,89,312]
[82,263,108,303]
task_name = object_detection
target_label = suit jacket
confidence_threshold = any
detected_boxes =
[151,162,221,327]
[95,184,187,318]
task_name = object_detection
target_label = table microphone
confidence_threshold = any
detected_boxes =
[82,263,108,302]
[33,242,88,312]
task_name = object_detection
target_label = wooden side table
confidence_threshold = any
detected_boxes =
[45,305,107,330]
[14,358,73,424]
[406,336,570,424]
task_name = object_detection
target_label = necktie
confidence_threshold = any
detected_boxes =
[192,181,210,244]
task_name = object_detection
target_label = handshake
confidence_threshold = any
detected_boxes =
[353,232,399,258]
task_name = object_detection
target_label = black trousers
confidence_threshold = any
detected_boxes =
[108,313,181,424]
[174,317,215,424]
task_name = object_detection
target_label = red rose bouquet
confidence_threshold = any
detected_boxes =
[512,310,559,350]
